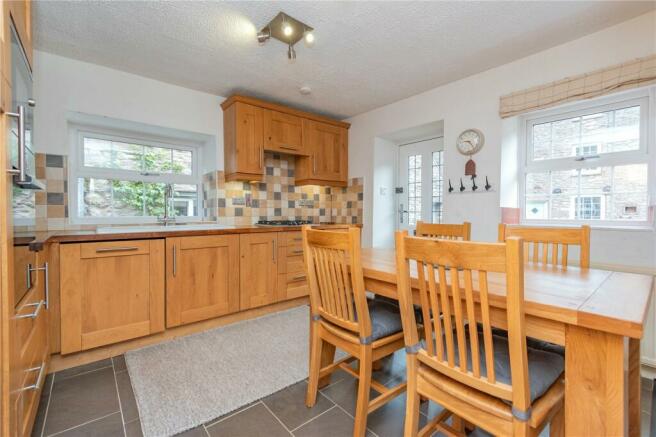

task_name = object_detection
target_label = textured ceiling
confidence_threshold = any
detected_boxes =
[34,1,654,119]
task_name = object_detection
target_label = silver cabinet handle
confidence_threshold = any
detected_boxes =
[6,105,27,183]
[312,154,316,174]
[280,145,296,150]
[26,262,33,290]
[16,300,44,320]
[291,274,306,281]
[21,361,46,392]
[29,263,49,309]
[272,239,276,263]
[291,249,304,255]
[172,245,177,277]
[95,246,138,253]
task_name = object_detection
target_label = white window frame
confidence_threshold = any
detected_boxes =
[519,87,654,229]
[69,126,202,224]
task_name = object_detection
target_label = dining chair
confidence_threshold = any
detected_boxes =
[303,226,407,437]
[394,232,565,436]
[415,221,471,240]
[498,224,590,268]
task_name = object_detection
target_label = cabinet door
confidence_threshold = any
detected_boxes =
[302,120,348,183]
[60,240,165,354]
[224,102,264,181]
[239,233,278,310]
[263,109,305,154]
[6,0,32,71]
[166,235,239,327]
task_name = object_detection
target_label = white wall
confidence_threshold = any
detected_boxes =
[33,51,225,172]
[347,10,656,271]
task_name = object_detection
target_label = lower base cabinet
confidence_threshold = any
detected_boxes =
[239,233,278,310]
[60,240,165,354]
[166,235,240,327]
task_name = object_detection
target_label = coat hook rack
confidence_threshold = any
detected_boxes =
[448,179,454,193]
[485,176,492,191]
[471,175,478,191]
[448,175,494,194]
[459,178,465,192]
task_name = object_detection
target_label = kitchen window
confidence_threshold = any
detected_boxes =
[70,130,201,223]
[520,90,652,227]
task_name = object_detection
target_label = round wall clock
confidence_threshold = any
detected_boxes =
[456,128,485,156]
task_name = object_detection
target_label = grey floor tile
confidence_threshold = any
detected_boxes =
[54,412,123,437]
[206,403,290,437]
[125,420,143,437]
[293,406,374,437]
[319,377,377,417]
[31,374,54,437]
[366,393,426,437]
[112,355,127,373]
[43,367,120,436]
[420,400,445,418]
[263,381,334,431]
[56,359,113,380]
[116,371,139,423]
[175,426,209,437]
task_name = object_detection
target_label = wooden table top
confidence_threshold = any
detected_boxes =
[360,248,654,339]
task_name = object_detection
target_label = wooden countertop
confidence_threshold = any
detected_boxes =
[21,224,358,245]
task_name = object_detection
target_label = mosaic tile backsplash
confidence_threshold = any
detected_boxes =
[203,153,363,226]
[25,152,363,230]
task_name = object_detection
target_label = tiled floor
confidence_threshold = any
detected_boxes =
[32,351,656,437]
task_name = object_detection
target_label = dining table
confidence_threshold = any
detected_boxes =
[317,247,654,437]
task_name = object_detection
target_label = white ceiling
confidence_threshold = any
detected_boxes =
[33,1,654,119]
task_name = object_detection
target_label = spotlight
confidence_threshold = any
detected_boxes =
[257,28,270,44]
[304,29,314,47]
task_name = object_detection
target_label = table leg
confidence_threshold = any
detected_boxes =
[565,325,625,436]
[628,338,641,437]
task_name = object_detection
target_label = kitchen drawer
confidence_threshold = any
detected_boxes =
[279,231,302,247]
[277,251,305,274]
[80,240,151,259]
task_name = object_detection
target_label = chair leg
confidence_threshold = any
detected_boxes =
[512,419,530,437]
[404,355,420,437]
[353,345,372,437]
[306,322,323,407]
[549,405,565,437]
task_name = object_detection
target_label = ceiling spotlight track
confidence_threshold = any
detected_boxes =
[257,12,313,60]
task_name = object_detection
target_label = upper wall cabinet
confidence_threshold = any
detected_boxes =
[295,120,348,186]
[221,95,350,186]
[5,0,33,74]
[263,109,305,155]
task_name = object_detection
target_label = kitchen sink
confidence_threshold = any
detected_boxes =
[95,223,235,234]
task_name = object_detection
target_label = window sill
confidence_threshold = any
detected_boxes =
[520,221,655,232]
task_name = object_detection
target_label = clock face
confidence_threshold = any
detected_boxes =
[456,129,484,156]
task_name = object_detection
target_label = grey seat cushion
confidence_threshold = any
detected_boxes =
[366,298,404,341]
[423,332,564,403]
[492,327,565,357]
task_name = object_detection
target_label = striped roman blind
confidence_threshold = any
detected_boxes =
[499,54,656,119]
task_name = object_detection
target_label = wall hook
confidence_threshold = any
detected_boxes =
[471,175,478,191]
[459,178,465,192]
[448,179,454,193]
[485,176,492,191]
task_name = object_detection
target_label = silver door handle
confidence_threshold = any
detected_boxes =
[29,263,49,309]
[398,204,408,224]
[16,300,44,320]
[172,245,177,277]
[21,361,46,392]
[95,246,139,253]
[6,105,27,183]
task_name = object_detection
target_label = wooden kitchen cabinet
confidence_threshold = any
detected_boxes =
[59,240,165,354]
[276,232,309,301]
[296,119,348,186]
[239,233,278,310]
[6,0,32,70]
[166,235,239,327]
[223,101,265,182]
[263,109,305,154]
[222,95,350,186]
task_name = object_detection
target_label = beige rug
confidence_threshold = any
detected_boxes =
[126,305,323,437]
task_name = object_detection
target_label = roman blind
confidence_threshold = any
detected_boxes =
[499,54,656,119]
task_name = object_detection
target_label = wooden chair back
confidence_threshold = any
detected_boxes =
[498,224,590,268]
[394,232,531,412]
[302,226,371,339]
[415,221,471,240]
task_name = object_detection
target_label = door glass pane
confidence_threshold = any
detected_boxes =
[432,151,443,223]
[408,154,421,226]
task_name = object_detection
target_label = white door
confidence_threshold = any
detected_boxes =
[397,138,444,233]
